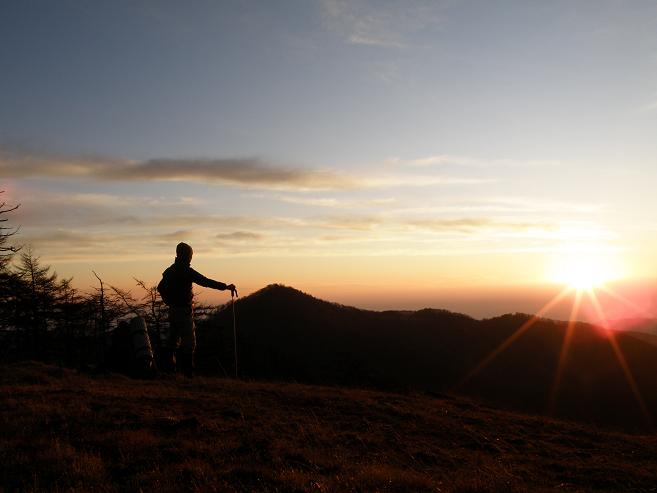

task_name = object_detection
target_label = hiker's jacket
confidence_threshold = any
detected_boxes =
[158,258,227,307]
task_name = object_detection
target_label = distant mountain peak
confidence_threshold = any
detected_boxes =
[243,283,323,303]
[230,283,347,314]
[410,307,475,323]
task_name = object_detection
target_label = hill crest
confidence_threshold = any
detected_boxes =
[231,283,478,321]
[200,284,657,432]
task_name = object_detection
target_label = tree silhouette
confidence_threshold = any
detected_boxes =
[134,278,167,355]
[0,190,20,268]
[55,277,87,366]
[15,248,58,358]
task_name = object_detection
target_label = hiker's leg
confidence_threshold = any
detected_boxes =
[179,307,196,377]
[164,307,185,373]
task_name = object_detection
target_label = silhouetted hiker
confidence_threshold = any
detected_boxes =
[157,242,237,377]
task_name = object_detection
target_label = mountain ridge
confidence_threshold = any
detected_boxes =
[196,284,657,432]
[220,283,582,326]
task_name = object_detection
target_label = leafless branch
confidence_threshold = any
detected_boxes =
[0,190,21,255]
[109,284,142,318]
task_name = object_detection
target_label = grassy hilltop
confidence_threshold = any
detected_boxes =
[2,362,657,492]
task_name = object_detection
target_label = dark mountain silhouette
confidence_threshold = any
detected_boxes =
[623,331,657,348]
[197,284,657,432]
[608,317,657,335]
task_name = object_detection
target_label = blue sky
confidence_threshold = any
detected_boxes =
[2,1,657,317]
[4,0,656,162]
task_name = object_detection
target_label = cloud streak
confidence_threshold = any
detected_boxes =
[387,154,565,168]
[0,148,354,191]
[267,194,397,209]
[19,215,562,262]
[1,147,492,191]
[216,231,265,241]
[13,188,562,237]
[639,100,657,112]
[320,0,445,48]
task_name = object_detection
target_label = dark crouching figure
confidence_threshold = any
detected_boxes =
[157,242,237,377]
[107,317,155,378]
[107,320,132,375]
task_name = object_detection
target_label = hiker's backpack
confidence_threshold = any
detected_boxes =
[157,274,173,306]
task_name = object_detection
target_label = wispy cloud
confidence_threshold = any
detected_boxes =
[0,148,354,191]
[17,204,611,263]
[387,154,565,168]
[216,231,265,241]
[320,0,445,48]
[52,192,204,208]
[366,174,495,187]
[384,197,602,216]
[261,193,600,217]
[638,99,657,112]
[403,217,556,234]
[267,194,397,209]
[474,197,601,214]
[291,214,560,237]
[111,158,354,190]
[14,187,564,237]
[158,230,195,241]
[1,147,491,191]
[12,190,207,228]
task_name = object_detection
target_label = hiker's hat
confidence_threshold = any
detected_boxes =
[176,242,193,260]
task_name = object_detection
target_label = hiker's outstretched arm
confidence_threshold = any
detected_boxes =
[190,268,234,293]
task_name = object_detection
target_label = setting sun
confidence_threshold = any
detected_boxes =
[547,253,624,291]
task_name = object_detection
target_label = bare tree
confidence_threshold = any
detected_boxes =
[0,190,20,267]
[92,271,108,365]
[109,279,167,360]
[0,190,23,359]
[109,284,142,318]
[134,278,167,354]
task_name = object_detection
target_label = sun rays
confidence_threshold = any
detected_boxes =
[457,286,573,388]
[588,287,653,427]
[547,289,583,415]
[457,276,653,427]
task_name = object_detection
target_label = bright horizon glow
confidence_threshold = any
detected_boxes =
[546,251,626,291]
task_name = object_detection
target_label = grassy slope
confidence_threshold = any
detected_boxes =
[1,362,657,493]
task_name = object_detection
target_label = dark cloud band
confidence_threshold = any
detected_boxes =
[0,149,354,191]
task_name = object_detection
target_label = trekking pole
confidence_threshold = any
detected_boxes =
[232,291,238,378]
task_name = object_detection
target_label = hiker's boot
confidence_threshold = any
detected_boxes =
[179,352,194,378]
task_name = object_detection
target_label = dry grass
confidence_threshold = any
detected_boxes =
[1,361,657,492]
